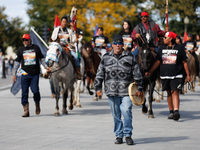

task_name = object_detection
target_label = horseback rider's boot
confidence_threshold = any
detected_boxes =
[76,67,82,80]
[22,103,29,117]
[35,102,41,115]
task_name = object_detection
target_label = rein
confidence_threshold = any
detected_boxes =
[50,52,70,73]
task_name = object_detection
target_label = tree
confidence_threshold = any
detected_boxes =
[0,6,26,53]
[149,0,200,35]
[26,0,66,36]
[59,0,137,41]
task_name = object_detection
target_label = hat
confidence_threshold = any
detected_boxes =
[113,35,123,43]
[22,34,31,40]
[165,32,177,39]
[187,33,193,37]
[141,12,149,17]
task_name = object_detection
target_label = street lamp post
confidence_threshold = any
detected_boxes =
[184,16,189,33]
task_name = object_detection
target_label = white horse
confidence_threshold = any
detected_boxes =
[45,42,76,116]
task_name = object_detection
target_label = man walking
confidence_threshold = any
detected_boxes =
[94,35,144,145]
[12,34,51,117]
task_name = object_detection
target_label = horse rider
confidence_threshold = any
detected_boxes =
[12,34,51,117]
[95,35,144,145]
[119,19,134,53]
[183,33,199,76]
[92,27,110,56]
[51,16,81,79]
[131,12,169,58]
[69,19,83,53]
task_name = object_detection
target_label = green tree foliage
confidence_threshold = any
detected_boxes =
[149,0,200,35]
[0,6,26,53]
[27,0,66,35]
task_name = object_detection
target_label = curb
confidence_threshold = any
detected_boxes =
[0,84,12,91]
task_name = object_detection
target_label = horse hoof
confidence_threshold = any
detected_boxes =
[148,115,154,118]
[76,104,82,108]
[62,109,68,114]
[54,112,60,116]
[89,91,94,95]
[93,97,98,101]
[73,101,77,106]
[68,104,73,110]
[142,106,148,114]
[153,98,155,101]
[156,100,160,102]
[191,89,195,92]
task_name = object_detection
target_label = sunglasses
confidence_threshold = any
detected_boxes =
[22,39,29,41]
[163,37,171,39]
[113,42,123,45]
[141,15,148,18]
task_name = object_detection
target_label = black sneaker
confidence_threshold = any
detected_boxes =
[168,113,174,119]
[173,112,180,121]
[114,137,123,144]
[125,137,134,145]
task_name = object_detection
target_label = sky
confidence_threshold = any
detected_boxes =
[1,0,29,25]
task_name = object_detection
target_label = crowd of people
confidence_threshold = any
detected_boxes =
[8,11,200,146]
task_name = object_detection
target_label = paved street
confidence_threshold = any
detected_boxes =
[0,76,200,150]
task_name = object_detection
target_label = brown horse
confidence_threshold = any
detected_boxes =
[185,51,196,92]
[82,42,101,100]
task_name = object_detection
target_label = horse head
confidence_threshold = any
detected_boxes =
[139,46,152,72]
[45,42,63,67]
[84,42,94,57]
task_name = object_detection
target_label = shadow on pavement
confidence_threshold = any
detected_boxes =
[135,136,188,144]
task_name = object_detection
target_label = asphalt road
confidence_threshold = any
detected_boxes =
[0,77,200,150]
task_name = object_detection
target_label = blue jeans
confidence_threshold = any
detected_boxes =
[49,77,55,94]
[131,47,158,59]
[21,74,40,106]
[108,96,133,138]
[70,51,80,68]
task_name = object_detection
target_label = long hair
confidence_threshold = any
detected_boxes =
[119,19,133,34]
[176,36,182,44]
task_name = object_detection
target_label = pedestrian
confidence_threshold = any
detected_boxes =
[0,49,4,78]
[145,32,190,121]
[195,34,200,50]
[12,34,51,117]
[92,27,110,56]
[94,35,144,145]
[8,56,14,74]
[131,12,168,58]
[183,33,199,76]
[4,58,9,75]
[119,19,134,53]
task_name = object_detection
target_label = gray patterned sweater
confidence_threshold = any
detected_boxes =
[94,49,144,97]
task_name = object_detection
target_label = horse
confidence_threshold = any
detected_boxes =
[45,42,76,116]
[137,46,159,118]
[82,42,101,100]
[184,51,196,92]
[73,50,85,107]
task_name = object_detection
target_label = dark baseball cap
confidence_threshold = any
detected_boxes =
[113,35,123,43]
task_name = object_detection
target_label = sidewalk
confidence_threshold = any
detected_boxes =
[0,74,13,91]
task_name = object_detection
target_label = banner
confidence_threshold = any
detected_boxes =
[54,15,61,28]
[30,30,48,57]
[183,31,188,43]
[93,24,98,37]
